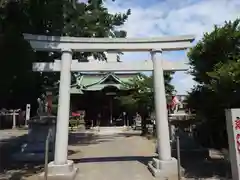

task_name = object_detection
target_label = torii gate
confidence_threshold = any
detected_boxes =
[24,33,194,180]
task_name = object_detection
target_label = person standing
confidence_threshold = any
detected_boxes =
[97,113,101,131]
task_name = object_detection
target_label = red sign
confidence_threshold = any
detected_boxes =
[235,119,240,130]
[235,117,240,153]
[236,134,240,153]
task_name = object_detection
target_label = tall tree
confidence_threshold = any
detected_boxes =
[120,73,174,112]
[187,19,240,148]
[0,0,130,110]
[118,72,175,134]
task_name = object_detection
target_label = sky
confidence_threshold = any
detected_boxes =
[102,0,240,94]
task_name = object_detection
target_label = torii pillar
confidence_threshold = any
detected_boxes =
[41,48,77,180]
[148,49,178,178]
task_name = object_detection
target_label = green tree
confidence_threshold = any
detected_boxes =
[0,0,130,110]
[187,19,240,148]
[118,72,174,135]
[120,73,174,111]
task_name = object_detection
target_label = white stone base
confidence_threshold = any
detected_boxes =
[148,157,179,179]
[39,160,78,180]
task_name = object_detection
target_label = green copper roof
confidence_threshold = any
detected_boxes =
[70,72,139,94]
[84,84,122,91]
[80,75,103,86]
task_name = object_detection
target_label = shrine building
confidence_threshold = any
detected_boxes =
[69,72,139,126]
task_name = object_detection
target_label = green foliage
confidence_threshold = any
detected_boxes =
[189,19,240,85]
[0,0,130,110]
[187,19,240,148]
[51,104,58,116]
[118,72,174,135]
[119,73,174,113]
[69,118,78,127]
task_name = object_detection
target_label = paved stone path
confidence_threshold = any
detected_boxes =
[24,129,228,180]
[69,132,157,180]
[25,131,157,180]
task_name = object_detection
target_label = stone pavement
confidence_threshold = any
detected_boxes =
[68,130,229,180]
[24,129,228,180]
[26,130,157,180]
[70,132,157,180]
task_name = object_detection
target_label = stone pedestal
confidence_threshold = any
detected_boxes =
[148,158,178,179]
[38,160,78,180]
[12,115,56,161]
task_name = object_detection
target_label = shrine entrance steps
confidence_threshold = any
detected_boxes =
[91,126,133,135]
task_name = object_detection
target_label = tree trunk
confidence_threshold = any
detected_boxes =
[140,111,148,136]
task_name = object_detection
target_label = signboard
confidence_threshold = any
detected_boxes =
[26,104,31,121]
[225,109,240,180]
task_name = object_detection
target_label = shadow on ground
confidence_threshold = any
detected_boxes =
[68,131,140,146]
[68,132,110,146]
[171,150,231,179]
[1,130,137,179]
[0,133,43,180]
[0,132,85,180]
[0,133,28,173]
[1,130,231,180]
[72,155,156,166]
[171,129,231,179]
[70,130,231,179]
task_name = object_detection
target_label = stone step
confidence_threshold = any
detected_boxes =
[92,126,128,135]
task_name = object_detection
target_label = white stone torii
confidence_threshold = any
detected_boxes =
[32,59,189,72]
[23,33,194,180]
[23,33,193,51]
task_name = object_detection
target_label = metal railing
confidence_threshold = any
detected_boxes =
[44,129,53,180]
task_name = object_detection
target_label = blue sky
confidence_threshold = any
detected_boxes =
[103,0,240,94]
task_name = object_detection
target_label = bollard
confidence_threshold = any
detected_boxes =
[176,136,181,180]
[44,129,52,180]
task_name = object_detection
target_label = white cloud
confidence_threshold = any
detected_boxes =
[105,0,240,94]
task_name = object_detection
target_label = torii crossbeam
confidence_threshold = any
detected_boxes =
[32,59,189,72]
